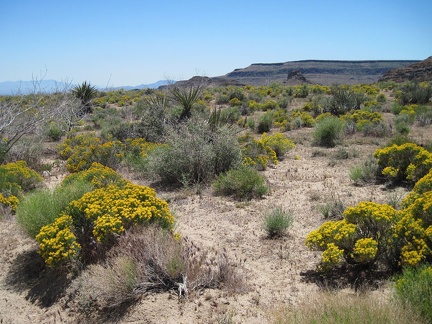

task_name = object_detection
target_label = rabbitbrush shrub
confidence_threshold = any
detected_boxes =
[373,143,432,183]
[35,166,175,267]
[306,167,432,272]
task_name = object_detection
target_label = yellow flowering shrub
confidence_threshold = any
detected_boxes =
[58,133,125,172]
[68,182,174,242]
[306,202,399,270]
[36,165,175,267]
[340,110,383,132]
[0,193,19,211]
[373,143,432,183]
[62,162,125,188]
[0,160,43,195]
[351,238,378,263]
[35,214,81,267]
[240,132,294,170]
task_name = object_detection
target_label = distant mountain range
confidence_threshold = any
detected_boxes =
[0,80,172,95]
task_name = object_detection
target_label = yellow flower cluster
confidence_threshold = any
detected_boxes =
[321,243,344,269]
[340,110,383,128]
[240,132,295,170]
[305,219,356,251]
[0,160,43,194]
[351,238,378,263]
[374,143,432,183]
[35,215,81,267]
[125,138,162,158]
[0,193,18,211]
[68,182,174,242]
[63,162,125,188]
[306,167,432,270]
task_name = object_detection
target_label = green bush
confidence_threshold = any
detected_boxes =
[349,156,379,185]
[263,206,294,238]
[45,122,65,141]
[213,165,268,201]
[313,116,345,147]
[145,117,241,186]
[257,112,273,133]
[394,266,432,323]
[397,81,432,105]
[16,179,94,238]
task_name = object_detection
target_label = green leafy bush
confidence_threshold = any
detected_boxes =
[17,179,94,238]
[394,266,432,323]
[396,81,432,105]
[257,111,273,133]
[145,117,241,186]
[313,116,345,147]
[213,165,268,201]
[263,206,294,238]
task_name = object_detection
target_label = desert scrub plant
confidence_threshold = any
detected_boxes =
[272,292,425,324]
[373,143,432,184]
[396,81,432,105]
[260,132,295,159]
[145,117,241,186]
[69,225,243,315]
[35,214,81,267]
[170,84,203,120]
[62,162,126,188]
[394,265,432,323]
[257,111,273,133]
[0,160,43,197]
[306,202,401,271]
[313,116,345,147]
[213,165,268,201]
[36,180,175,267]
[263,206,294,238]
[340,110,384,134]
[71,81,98,115]
[16,179,94,238]
[239,132,281,170]
[58,132,125,172]
[349,156,379,185]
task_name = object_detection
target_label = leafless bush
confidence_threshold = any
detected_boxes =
[68,225,244,314]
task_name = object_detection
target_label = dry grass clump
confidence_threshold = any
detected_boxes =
[68,225,244,316]
[272,292,425,324]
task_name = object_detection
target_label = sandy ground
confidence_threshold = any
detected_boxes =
[1,125,431,323]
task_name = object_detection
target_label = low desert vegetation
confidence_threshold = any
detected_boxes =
[0,79,431,322]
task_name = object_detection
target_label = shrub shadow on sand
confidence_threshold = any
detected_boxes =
[5,248,71,307]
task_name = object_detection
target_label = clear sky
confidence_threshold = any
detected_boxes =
[1,0,431,87]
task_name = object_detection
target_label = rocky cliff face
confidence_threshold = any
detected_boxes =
[378,57,432,83]
[221,60,420,85]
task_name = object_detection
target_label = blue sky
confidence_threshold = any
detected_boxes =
[1,0,431,87]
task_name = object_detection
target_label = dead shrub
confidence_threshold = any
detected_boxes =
[68,225,244,316]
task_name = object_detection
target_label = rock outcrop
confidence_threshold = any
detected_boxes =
[379,56,432,83]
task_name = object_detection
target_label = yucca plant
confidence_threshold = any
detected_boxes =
[71,81,98,115]
[170,85,203,120]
